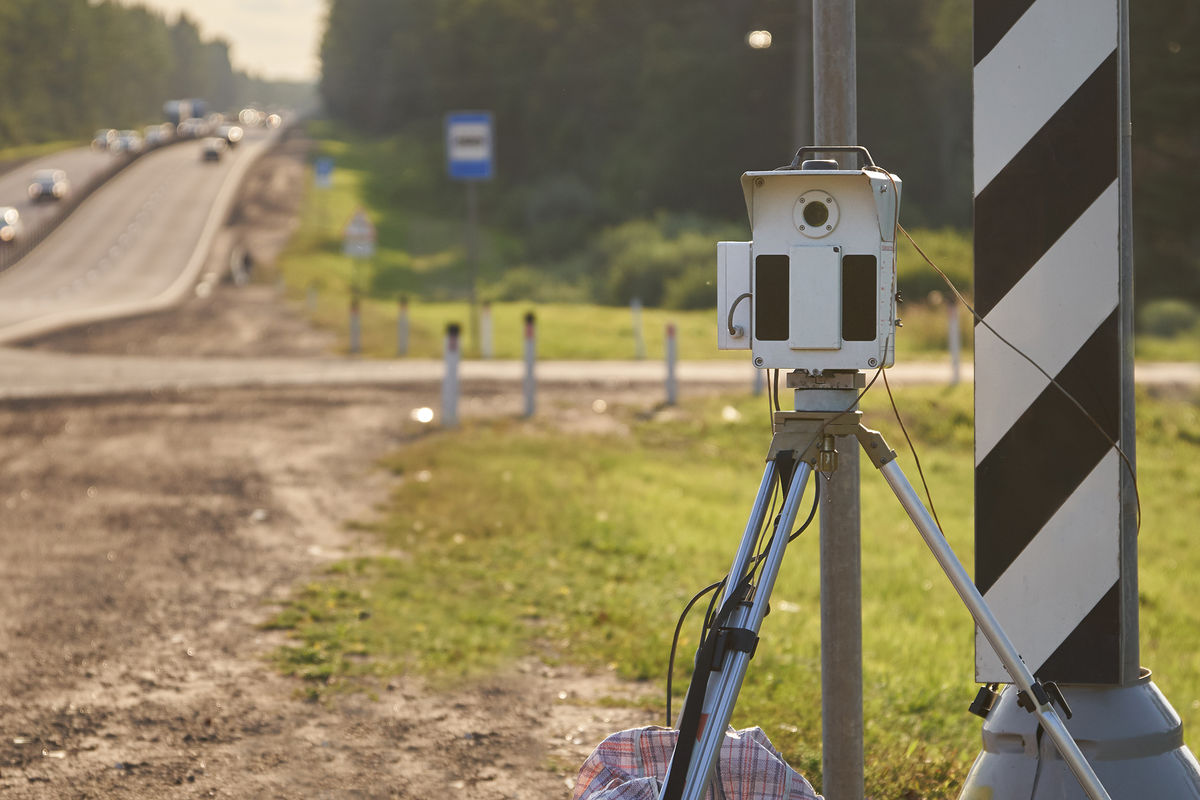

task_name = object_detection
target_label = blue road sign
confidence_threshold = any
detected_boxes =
[445,112,494,181]
[315,156,334,188]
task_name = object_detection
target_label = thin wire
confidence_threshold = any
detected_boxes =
[897,224,1142,534]
[881,368,944,533]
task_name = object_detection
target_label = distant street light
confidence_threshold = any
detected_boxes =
[746,29,773,49]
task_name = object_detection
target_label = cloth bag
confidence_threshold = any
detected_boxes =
[573,726,822,800]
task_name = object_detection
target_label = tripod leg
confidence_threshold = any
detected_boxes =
[659,458,815,800]
[874,456,1112,800]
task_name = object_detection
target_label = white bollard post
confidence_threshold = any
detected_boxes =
[480,301,494,359]
[631,297,646,360]
[665,322,678,406]
[522,311,536,418]
[349,295,361,355]
[948,301,961,387]
[397,295,410,357]
[442,322,461,428]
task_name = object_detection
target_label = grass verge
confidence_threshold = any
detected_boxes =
[265,382,1200,797]
[272,123,976,362]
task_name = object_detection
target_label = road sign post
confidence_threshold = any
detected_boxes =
[314,157,333,236]
[314,157,334,189]
[446,112,494,355]
[342,208,376,296]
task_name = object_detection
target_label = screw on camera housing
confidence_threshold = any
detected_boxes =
[794,190,840,238]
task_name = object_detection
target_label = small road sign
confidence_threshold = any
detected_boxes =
[445,112,494,180]
[314,156,334,188]
[342,209,376,258]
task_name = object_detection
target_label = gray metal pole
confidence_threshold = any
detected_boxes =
[793,0,813,149]
[1117,0,1139,683]
[466,181,480,355]
[349,296,362,355]
[665,323,678,406]
[812,3,864,799]
[523,312,536,418]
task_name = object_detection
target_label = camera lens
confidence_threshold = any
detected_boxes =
[802,200,829,228]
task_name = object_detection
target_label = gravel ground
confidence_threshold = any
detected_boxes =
[0,138,655,799]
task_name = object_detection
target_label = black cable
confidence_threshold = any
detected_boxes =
[665,577,724,726]
[881,368,944,533]
[897,224,1142,534]
[747,474,821,587]
[665,472,820,725]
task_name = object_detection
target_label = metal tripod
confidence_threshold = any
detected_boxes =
[657,396,1113,800]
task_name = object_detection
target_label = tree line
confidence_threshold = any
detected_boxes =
[319,0,1199,310]
[0,0,313,147]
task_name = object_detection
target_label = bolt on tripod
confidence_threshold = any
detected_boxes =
[657,375,1113,800]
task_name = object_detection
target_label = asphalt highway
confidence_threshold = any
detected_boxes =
[0,130,275,343]
[0,145,113,232]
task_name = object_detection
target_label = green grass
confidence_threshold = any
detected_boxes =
[272,123,978,361]
[275,123,1200,363]
[0,139,85,165]
[1136,331,1200,362]
[266,383,1200,797]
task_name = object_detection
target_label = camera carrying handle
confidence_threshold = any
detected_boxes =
[787,145,875,170]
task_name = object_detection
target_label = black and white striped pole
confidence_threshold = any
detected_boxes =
[522,312,536,418]
[396,295,409,357]
[964,0,1200,794]
[442,322,461,428]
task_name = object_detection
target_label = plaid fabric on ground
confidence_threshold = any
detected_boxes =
[573,726,822,800]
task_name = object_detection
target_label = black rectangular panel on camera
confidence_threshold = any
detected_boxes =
[755,254,789,341]
[841,255,877,342]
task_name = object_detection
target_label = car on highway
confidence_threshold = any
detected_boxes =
[177,117,209,139]
[201,137,227,162]
[112,129,144,154]
[144,123,173,148]
[0,207,20,243]
[216,124,244,148]
[91,129,118,152]
[238,107,264,127]
[28,169,70,202]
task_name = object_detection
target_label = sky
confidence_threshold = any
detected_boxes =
[131,0,323,83]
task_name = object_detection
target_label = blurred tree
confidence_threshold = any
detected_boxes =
[314,0,1194,309]
[0,1,311,148]
[317,0,971,236]
[1130,0,1200,306]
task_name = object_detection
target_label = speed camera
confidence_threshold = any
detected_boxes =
[718,147,902,372]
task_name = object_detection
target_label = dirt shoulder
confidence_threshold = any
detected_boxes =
[0,138,653,799]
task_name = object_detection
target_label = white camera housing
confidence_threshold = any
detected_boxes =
[718,158,902,372]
